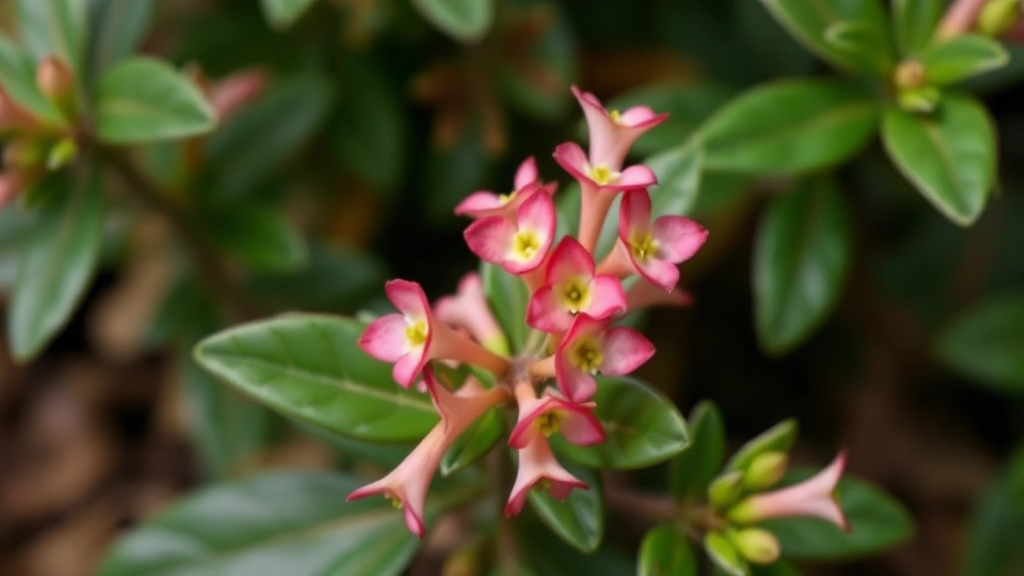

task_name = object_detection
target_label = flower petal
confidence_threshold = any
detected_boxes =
[555,350,598,403]
[619,189,652,241]
[464,216,517,264]
[553,141,592,183]
[546,236,595,286]
[583,275,626,320]
[517,188,556,236]
[557,401,606,446]
[454,191,504,217]
[618,106,665,127]
[653,216,708,263]
[633,257,680,292]
[615,164,658,190]
[385,279,430,319]
[527,286,573,333]
[358,314,410,363]
[600,327,655,376]
[514,156,539,190]
[393,348,427,387]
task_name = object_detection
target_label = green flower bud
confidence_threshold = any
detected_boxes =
[46,137,78,171]
[897,86,942,113]
[728,527,781,565]
[708,471,745,509]
[978,0,1020,37]
[743,452,788,491]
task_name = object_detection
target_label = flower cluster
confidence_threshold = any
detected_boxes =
[350,86,711,537]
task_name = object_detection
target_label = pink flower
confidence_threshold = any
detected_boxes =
[425,369,510,435]
[208,68,269,121]
[553,142,656,194]
[625,280,693,311]
[527,237,626,333]
[728,452,850,531]
[434,273,509,355]
[454,157,557,219]
[572,86,667,171]
[464,190,556,275]
[505,433,588,517]
[359,280,509,387]
[533,314,654,403]
[614,189,708,291]
[509,385,605,449]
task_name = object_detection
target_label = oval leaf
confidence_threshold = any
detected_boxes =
[919,34,1009,86]
[725,419,798,473]
[555,377,689,470]
[761,472,914,559]
[194,314,439,442]
[16,0,88,76]
[753,176,854,355]
[0,34,62,121]
[97,471,429,576]
[670,400,726,501]
[96,57,215,144]
[9,171,104,362]
[881,95,996,226]
[698,80,879,176]
[936,293,1024,393]
[411,0,495,43]
[87,0,155,79]
[529,464,603,553]
[481,262,530,354]
[892,0,944,56]
[205,205,308,273]
[441,408,504,477]
[963,446,1024,576]
[639,524,698,576]
[260,0,320,28]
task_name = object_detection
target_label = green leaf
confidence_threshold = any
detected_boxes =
[441,408,504,477]
[521,516,635,576]
[205,75,333,202]
[698,79,879,176]
[497,9,575,121]
[194,314,439,442]
[762,472,914,559]
[757,0,891,73]
[555,377,689,470]
[670,400,726,501]
[639,524,698,576]
[96,471,438,576]
[411,0,495,43]
[824,19,894,74]
[881,95,996,226]
[8,170,104,361]
[87,0,155,80]
[919,35,1010,85]
[892,0,945,56]
[753,176,854,355]
[206,205,308,273]
[0,34,61,122]
[259,0,320,28]
[96,57,215,143]
[481,262,530,354]
[705,531,749,576]
[725,419,798,473]
[529,464,603,553]
[752,561,804,576]
[963,445,1024,576]
[16,0,88,76]
[936,293,1024,393]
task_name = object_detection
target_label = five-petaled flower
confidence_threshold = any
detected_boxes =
[572,85,668,171]
[527,236,626,333]
[454,156,557,220]
[464,189,556,275]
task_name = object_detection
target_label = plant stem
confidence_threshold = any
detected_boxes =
[603,482,678,523]
[493,448,520,574]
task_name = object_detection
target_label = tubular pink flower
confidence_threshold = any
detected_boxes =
[625,280,693,311]
[527,237,626,333]
[464,190,556,275]
[505,432,589,517]
[359,280,509,387]
[509,383,605,449]
[425,368,510,435]
[729,452,850,532]
[532,314,654,403]
[454,157,558,220]
[572,86,668,171]
[434,273,509,355]
[602,189,708,291]
[208,68,269,121]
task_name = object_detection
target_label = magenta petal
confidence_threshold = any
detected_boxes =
[385,279,430,318]
[558,403,606,446]
[517,189,556,236]
[619,189,652,241]
[527,287,573,333]
[393,350,426,387]
[464,216,516,264]
[454,191,504,216]
[555,351,598,403]
[600,327,655,376]
[583,275,626,319]
[635,258,680,292]
[403,508,426,539]
[359,314,409,362]
[616,164,658,189]
[553,141,592,183]
[514,156,539,190]
[546,236,595,286]
[653,216,708,263]
[508,396,556,449]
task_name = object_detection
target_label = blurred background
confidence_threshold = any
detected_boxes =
[1,0,1024,575]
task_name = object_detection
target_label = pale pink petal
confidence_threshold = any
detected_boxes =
[620,189,652,241]
[583,276,626,320]
[464,216,517,264]
[572,86,618,167]
[505,435,588,516]
[600,327,655,376]
[615,164,657,190]
[454,191,504,216]
[358,314,410,362]
[527,287,573,333]
[553,141,592,183]
[555,351,597,403]
[634,258,680,292]
[385,279,430,319]
[393,349,427,387]
[514,156,539,190]
[557,402,606,446]
[736,452,849,532]
[653,216,708,263]
[618,106,663,126]
[546,237,595,286]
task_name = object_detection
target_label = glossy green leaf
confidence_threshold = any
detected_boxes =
[8,171,104,361]
[87,0,155,79]
[481,262,530,354]
[529,464,603,553]
[963,446,1024,576]
[753,177,854,355]
[97,471,438,576]
[757,0,891,73]
[881,95,996,226]
[639,524,698,576]
[521,516,635,576]
[555,377,689,470]
[260,0,320,28]
[670,400,726,500]
[705,531,749,576]
[936,293,1024,393]
[892,0,946,56]
[919,35,1010,85]
[411,0,495,42]
[698,80,879,175]
[194,314,439,442]
[824,19,894,74]
[0,35,61,121]
[96,57,215,143]
[16,0,88,76]
[726,419,798,473]
[205,75,333,202]
[762,471,913,559]
[206,205,308,273]
[441,408,504,477]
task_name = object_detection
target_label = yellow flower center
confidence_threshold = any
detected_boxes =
[512,231,542,261]
[630,232,659,262]
[405,319,429,347]
[559,278,590,313]
[498,191,516,205]
[589,164,618,186]
[609,109,623,124]
[386,492,403,509]
[571,338,604,373]
[538,411,561,437]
